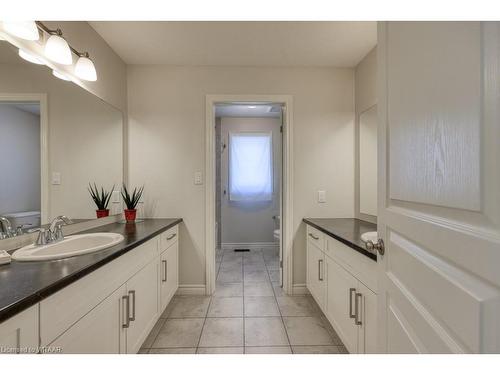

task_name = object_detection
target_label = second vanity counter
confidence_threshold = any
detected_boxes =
[0,218,182,324]
[303,218,377,261]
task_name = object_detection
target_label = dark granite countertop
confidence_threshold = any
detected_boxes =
[0,218,182,324]
[303,218,377,261]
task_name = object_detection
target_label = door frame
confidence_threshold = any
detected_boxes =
[205,94,294,295]
[0,93,49,223]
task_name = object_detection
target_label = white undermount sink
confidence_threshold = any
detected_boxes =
[12,232,124,262]
[360,231,378,244]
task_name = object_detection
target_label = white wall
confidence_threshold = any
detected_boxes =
[354,47,377,223]
[127,65,355,287]
[219,117,281,245]
[0,104,40,215]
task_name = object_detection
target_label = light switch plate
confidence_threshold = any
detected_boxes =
[194,171,203,185]
[318,190,326,203]
[52,172,61,185]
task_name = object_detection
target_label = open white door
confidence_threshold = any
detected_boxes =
[377,22,500,353]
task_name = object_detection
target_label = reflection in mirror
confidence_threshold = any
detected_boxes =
[0,40,123,239]
[359,105,377,216]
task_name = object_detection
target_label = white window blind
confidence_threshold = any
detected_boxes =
[229,132,273,201]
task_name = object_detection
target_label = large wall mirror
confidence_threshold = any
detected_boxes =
[359,104,377,216]
[0,40,123,239]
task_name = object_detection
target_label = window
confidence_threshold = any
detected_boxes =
[229,132,273,201]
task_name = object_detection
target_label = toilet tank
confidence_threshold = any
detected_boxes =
[2,211,41,229]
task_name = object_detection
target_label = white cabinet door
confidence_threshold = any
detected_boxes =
[160,241,178,313]
[0,305,38,354]
[378,22,500,353]
[357,282,377,354]
[125,260,159,353]
[324,255,358,353]
[306,242,325,308]
[51,285,126,354]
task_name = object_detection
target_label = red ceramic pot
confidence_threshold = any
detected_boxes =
[124,209,137,222]
[96,209,110,218]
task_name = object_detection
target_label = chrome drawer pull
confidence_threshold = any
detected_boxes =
[318,259,324,281]
[128,290,136,322]
[308,233,319,240]
[349,288,356,319]
[167,233,177,241]
[122,295,130,328]
[162,260,167,282]
[355,292,362,326]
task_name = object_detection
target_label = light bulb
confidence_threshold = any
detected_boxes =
[75,55,97,81]
[3,21,39,41]
[45,34,72,65]
[52,70,71,81]
[18,49,44,65]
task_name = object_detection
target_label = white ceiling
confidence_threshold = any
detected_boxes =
[215,104,282,118]
[90,21,376,67]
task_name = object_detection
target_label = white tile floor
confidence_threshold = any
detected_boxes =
[140,247,348,354]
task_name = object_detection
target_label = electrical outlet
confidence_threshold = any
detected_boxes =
[194,171,203,185]
[318,190,326,203]
[111,190,121,203]
[52,172,61,185]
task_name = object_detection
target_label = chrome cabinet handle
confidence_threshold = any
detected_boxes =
[128,290,136,322]
[349,288,356,318]
[162,260,167,282]
[167,233,177,241]
[318,259,324,281]
[355,292,363,326]
[122,295,130,328]
[308,233,319,240]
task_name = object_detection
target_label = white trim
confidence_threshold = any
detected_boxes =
[206,94,294,296]
[175,284,207,295]
[221,242,278,251]
[0,93,49,223]
[292,284,310,295]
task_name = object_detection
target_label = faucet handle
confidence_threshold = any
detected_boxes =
[35,228,49,246]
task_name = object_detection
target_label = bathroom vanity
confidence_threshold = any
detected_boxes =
[304,218,377,354]
[0,219,181,354]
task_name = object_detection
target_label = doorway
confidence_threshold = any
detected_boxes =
[205,95,293,296]
[0,94,48,228]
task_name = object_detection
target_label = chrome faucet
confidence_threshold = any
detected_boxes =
[48,215,73,243]
[34,215,73,245]
[0,216,15,239]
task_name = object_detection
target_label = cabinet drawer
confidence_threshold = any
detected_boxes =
[40,238,157,345]
[0,305,39,354]
[326,236,377,292]
[306,225,325,251]
[160,225,178,252]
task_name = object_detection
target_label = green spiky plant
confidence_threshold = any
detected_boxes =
[121,184,144,210]
[88,183,114,210]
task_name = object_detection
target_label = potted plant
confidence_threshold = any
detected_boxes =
[88,183,114,218]
[121,184,144,222]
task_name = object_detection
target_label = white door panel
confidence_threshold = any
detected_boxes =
[378,21,500,353]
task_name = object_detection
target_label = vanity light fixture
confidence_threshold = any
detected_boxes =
[74,53,97,81]
[3,21,39,41]
[35,22,97,81]
[18,49,45,65]
[52,69,71,81]
[44,31,72,65]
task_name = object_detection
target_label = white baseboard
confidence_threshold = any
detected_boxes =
[292,284,310,295]
[221,242,278,251]
[176,284,207,295]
